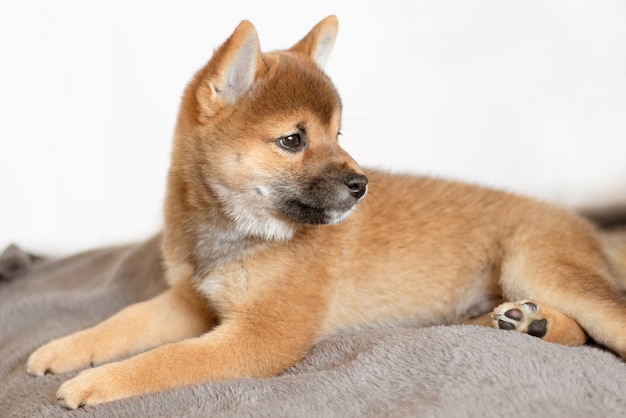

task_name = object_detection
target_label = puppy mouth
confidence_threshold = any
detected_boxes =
[273,172,368,225]
[280,193,365,225]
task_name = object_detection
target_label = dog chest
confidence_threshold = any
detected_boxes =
[197,263,251,307]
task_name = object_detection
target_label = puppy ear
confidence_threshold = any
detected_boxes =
[196,21,262,118]
[289,15,338,69]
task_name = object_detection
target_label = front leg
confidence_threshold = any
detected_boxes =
[56,314,316,409]
[50,242,328,408]
[27,283,213,376]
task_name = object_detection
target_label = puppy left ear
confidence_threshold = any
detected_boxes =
[289,15,338,69]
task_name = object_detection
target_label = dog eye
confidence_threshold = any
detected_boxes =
[277,133,305,152]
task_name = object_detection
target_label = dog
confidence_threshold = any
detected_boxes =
[27,15,626,409]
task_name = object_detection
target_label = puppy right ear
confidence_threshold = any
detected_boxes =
[196,21,262,118]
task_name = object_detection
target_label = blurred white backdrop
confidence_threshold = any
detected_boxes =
[1,1,625,254]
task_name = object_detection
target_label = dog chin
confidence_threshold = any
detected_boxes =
[324,207,356,225]
[280,200,357,226]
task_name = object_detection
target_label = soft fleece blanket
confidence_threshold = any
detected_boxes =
[1,232,626,418]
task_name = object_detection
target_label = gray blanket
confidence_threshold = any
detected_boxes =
[2,234,626,418]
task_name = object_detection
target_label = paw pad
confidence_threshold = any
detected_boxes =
[492,301,548,339]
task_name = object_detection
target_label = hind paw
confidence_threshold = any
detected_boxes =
[492,301,548,338]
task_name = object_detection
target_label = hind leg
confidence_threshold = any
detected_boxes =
[499,219,626,358]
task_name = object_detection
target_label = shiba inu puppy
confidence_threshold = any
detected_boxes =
[27,16,626,409]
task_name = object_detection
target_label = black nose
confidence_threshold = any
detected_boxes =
[343,174,368,199]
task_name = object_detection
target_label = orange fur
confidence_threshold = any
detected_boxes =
[27,16,626,409]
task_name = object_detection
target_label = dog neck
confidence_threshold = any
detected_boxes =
[192,210,269,278]
[163,144,309,282]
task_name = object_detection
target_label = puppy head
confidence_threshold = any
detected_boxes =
[171,16,367,240]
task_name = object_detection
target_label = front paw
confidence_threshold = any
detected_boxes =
[27,333,94,376]
[56,364,125,409]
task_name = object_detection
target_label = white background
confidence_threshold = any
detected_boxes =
[1,1,626,255]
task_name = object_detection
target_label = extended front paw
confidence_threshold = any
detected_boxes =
[56,364,126,409]
[492,301,548,338]
[27,332,95,376]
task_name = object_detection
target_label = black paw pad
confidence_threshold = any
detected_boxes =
[498,320,516,330]
[504,308,523,320]
[528,318,547,338]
